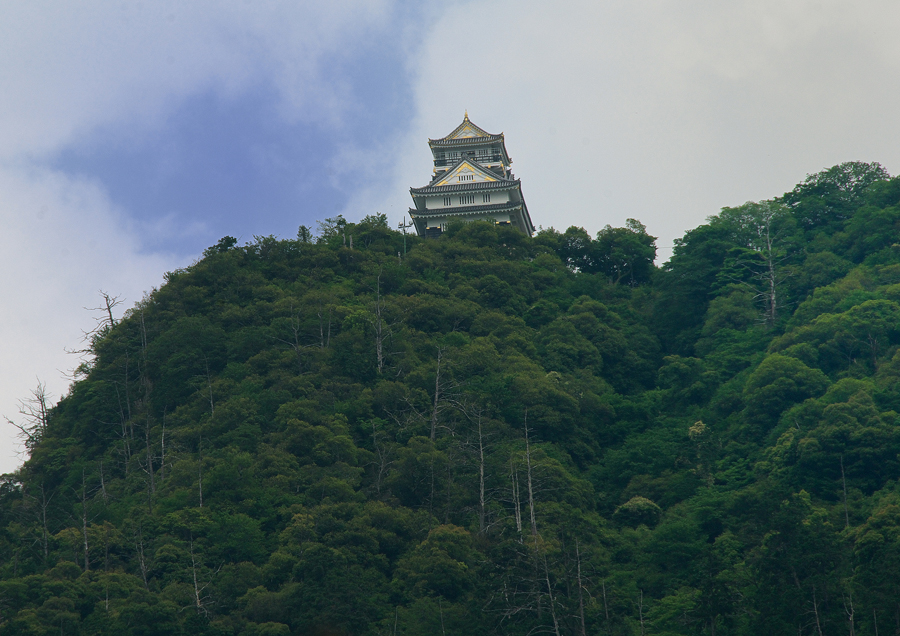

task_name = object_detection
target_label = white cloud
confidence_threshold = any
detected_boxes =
[0,0,403,472]
[6,0,900,472]
[0,1,395,161]
[368,0,900,255]
[0,166,179,472]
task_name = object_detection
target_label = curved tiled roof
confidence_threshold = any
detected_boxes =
[409,201,524,217]
[410,179,521,195]
[429,134,504,146]
[430,114,496,141]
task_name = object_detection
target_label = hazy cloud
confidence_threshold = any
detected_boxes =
[0,0,413,471]
[5,0,900,471]
[366,0,900,252]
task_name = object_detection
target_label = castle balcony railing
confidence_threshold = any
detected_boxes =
[433,155,502,167]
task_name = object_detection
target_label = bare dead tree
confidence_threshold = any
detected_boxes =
[396,346,460,441]
[203,356,215,417]
[542,554,562,636]
[525,411,538,539]
[576,539,587,636]
[187,536,219,616]
[720,202,793,328]
[454,398,502,534]
[317,304,333,349]
[510,457,523,540]
[144,416,156,495]
[371,270,387,374]
[159,410,167,483]
[133,523,150,590]
[80,469,91,571]
[86,290,124,331]
[369,419,393,497]
[190,538,207,615]
[65,291,125,379]
[99,460,109,505]
[843,589,856,636]
[198,435,204,509]
[476,410,487,533]
[6,380,52,454]
[811,586,824,636]
[602,579,611,628]
[274,302,317,373]
[33,480,53,562]
[430,347,444,440]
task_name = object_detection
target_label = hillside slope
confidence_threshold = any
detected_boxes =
[3,162,900,635]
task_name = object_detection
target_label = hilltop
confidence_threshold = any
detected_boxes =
[3,161,900,635]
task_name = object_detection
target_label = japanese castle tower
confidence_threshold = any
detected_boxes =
[408,114,534,237]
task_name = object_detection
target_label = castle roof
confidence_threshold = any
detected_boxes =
[410,179,521,195]
[409,201,525,218]
[414,156,515,190]
[429,112,498,143]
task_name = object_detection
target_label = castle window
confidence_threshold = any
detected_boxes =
[459,194,475,205]
[458,174,473,182]
[482,193,491,203]
[443,196,451,206]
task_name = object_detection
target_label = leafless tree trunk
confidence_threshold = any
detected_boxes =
[812,587,824,636]
[98,291,122,328]
[477,412,486,534]
[761,213,778,326]
[372,271,386,374]
[510,458,523,541]
[114,366,132,471]
[80,470,90,571]
[190,538,206,615]
[542,555,561,636]
[371,420,391,496]
[198,436,204,508]
[318,305,333,348]
[134,524,149,590]
[602,580,611,625]
[7,380,51,451]
[145,417,155,497]
[86,290,123,331]
[159,411,166,483]
[99,460,108,504]
[431,348,443,441]
[525,412,537,538]
[843,590,855,636]
[39,481,51,561]
[204,356,215,417]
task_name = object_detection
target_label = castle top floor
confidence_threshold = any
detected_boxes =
[428,113,512,179]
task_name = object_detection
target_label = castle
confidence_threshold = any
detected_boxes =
[408,114,533,237]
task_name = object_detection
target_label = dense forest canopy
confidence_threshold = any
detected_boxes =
[3,161,900,635]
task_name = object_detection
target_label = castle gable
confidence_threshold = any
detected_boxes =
[432,113,495,142]
[432,159,500,187]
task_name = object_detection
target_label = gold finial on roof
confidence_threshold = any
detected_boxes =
[464,110,468,120]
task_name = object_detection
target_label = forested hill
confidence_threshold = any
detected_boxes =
[4,161,900,636]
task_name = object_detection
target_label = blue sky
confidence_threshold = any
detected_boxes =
[47,8,419,256]
[3,0,900,471]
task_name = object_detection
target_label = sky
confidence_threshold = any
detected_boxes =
[2,0,900,472]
